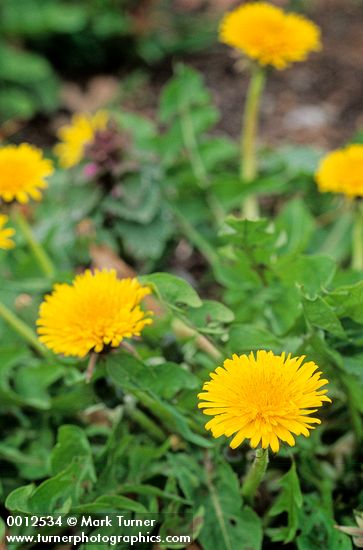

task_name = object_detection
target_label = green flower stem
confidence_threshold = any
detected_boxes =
[352,201,363,270]
[133,388,205,436]
[240,66,266,219]
[14,209,56,278]
[169,203,219,267]
[241,447,269,504]
[172,318,222,362]
[178,100,225,225]
[179,101,209,189]
[124,401,165,442]
[0,300,48,357]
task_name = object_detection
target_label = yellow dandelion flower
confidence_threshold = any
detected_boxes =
[198,350,331,453]
[316,144,363,197]
[219,2,321,69]
[0,144,53,204]
[37,269,152,358]
[0,215,15,250]
[54,111,109,168]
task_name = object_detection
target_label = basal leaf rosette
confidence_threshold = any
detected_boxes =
[0,215,15,250]
[0,144,54,204]
[198,350,331,452]
[37,269,153,358]
[219,2,321,70]
[316,144,363,197]
[54,111,109,168]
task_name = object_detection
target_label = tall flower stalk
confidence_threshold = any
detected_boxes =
[0,300,48,356]
[219,2,321,219]
[14,209,56,278]
[352,201,363,270]
[240,66,266,219]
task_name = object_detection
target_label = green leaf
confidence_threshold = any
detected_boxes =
[159,64,211,123]
[197,461,262,550]
[167,453,203,501]
[318,211,353,262]
[5,484,35,513]
[106,354,211,448]
[51,425,95,477]
[0,87,35,120]
[277,255,336,297]
[267,285,301,335]
[228,324,282,354]
[114,111,157,147]
[140,272,202,310]
[296,494,352,549]
[220,217,274,259]
[73,495,148,514]
[1,0,87,35]
[216,218,276,289]
[141,362,199,399]
[200,137,237,170]
[327,281,363,323]
[118,484,188,504]
[268,462,303,543]
[102,179,161,224]
[275,198,315,255]
[0,347,41,407]
[4,427,96,515]
[187,300,234,333]
[341,372,363,414]
[28,460,88,514]
[302,296,346,337]
[115,210,172,261]
[13,363,65,409]
[51,383,95,413]
[6,462,89,515]
[271,145,323,177]
[0,43,54,83]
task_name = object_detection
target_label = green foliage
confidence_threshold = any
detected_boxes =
[0,43,59,121]
[0,1,218,121]
[268,462,303,543]
[141,273,202,311]
[1,61,363,550]
[198,461,263,550]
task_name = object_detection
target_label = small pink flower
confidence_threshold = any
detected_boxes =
[83,163,98,178]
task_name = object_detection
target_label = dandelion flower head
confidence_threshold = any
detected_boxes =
[37,269,152,358]
[316,144,363,197]
[198,350,331,452]
[54,111,109,168]
[0,144,53,204]
[219,2,321,69]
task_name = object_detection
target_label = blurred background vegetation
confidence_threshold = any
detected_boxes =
[1,0,362,155]
[0,0,221,122]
